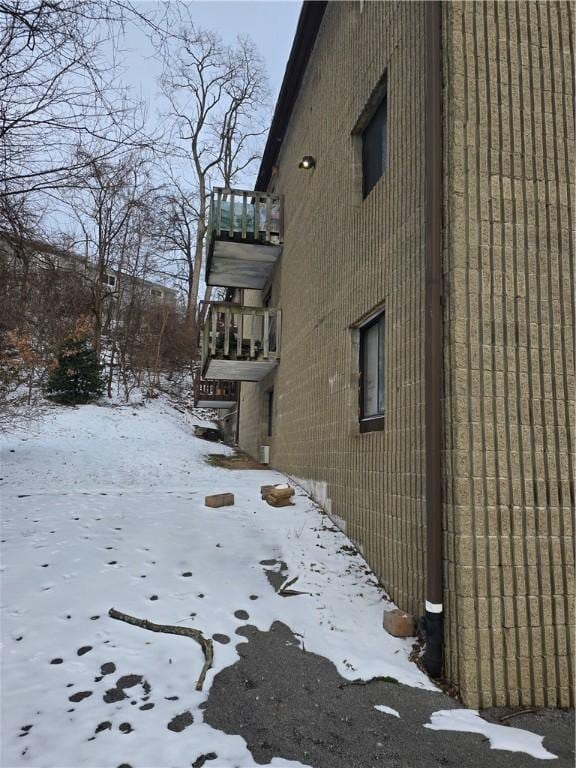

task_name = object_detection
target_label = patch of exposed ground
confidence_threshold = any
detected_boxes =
[205,451,268,470]
[204,622,574,768]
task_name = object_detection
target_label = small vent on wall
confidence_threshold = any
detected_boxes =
[260,445,270,465]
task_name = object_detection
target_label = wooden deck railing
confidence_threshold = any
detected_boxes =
[194,379,238,403]
[202,302,281,365]
[208,187,283,244]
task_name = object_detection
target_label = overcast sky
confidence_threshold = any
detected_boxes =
[47,2,302,239]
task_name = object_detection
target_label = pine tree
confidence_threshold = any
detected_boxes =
[46,337,104,404]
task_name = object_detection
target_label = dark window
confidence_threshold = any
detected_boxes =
[267,389,274,437]
[362,92,388,198]
[359,313,385,432]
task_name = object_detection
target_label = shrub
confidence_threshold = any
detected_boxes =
[46,337,104,404]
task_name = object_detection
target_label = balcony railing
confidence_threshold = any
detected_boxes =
[194,379,238,409]
[202,302,281,382]
[205,187,284,290]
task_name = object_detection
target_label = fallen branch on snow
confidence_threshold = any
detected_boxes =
[108,607,214,691]
[277,575,299,594]
[277,575,309,597]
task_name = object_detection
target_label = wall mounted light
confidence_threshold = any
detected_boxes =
[298,155,316,170]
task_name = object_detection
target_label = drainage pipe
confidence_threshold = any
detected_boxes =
[423,0,444,678]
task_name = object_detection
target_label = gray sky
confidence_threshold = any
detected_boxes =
[49,2,302,240]
[119,1,302,118]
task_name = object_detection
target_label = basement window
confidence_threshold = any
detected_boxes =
[359,312,385,432]
[361,84,388,198]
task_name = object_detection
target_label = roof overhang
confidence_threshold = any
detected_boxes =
[255,1,327,192]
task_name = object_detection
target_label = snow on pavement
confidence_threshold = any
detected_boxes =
[423,710,557,761]
[0,399,556,766]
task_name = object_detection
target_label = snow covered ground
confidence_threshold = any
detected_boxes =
[1,399,557,767]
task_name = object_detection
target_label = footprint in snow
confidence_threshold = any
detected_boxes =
[69,691,93,703]
[167,712,193,732]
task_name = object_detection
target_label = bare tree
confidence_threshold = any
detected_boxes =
[155,8,270,357]
[0,0,148,207]
[66,151,158,359]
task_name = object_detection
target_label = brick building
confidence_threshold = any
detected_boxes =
[200,1,574,708]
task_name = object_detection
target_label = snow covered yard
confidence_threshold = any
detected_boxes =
[1,400,563,767]
[1,399,430,768]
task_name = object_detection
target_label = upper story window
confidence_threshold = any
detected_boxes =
[105,274,116,287]
[150,288,162,298]
[359,312,385,432]
[361,86,388,198]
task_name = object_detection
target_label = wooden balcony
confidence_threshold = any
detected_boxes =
[194,379,238,409]
[205,187,283,289]
[202,302,281,382]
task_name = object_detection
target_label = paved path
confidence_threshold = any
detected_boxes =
[206,621,574,768]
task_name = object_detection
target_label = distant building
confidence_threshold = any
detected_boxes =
[0,231,178,305]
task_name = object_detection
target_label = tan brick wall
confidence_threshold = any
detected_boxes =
[237,289,272,459]
[239,1,428,618]
[237,0,574,708]
[442,1,575,707]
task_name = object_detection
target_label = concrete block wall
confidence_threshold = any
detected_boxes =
[239,1,428,619]
[442,1,575,707]
[237,0,574,708]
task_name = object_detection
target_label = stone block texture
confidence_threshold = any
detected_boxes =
[239,0,428,620]
[235,0,574,708]
[442,2,574,707]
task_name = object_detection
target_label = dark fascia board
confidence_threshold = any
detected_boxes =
[255,0,327,192]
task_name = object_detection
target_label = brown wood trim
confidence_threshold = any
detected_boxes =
[255,2,327,191]
[424,0,443,609]
[358,312,385,425]
[360,416,384,434]
[423,0,444,679]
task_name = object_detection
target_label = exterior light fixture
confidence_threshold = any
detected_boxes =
[298,155,316,170]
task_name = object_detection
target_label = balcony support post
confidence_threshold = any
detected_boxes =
[236,312,242,357]
[224,309,230,356]
[250,310,256,358]
[241,192,247,238]
[263,311,269,358]
[228,192,234,237]
[210,309,217,355]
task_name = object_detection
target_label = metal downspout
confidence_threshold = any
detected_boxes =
[422,0,444,678]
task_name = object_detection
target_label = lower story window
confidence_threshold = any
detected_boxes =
[267,389,274,437]
[359,312,385,432]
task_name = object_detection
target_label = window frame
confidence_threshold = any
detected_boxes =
[361,89,388,199]
[358,311,385,433]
